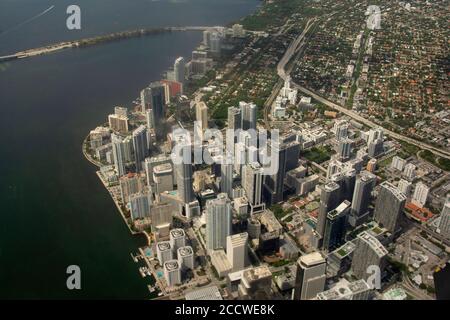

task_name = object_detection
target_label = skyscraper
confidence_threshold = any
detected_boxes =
[242,162,264,213]
[373,181,406,233]
[195,101,208,140]
[170,228,186,252]
[129,191,152,220]
[220,152,234,199]
[338,138,353,161]
[238,266,273,300]
[132,125,149,172]
[174,56,185,84]
[173,143,195,204]
[294,252,327,300]
[412,182,429,208]
[164,260,181,287]
[119,173,145,203]
[262,140,300,205]
[226,232,248,272]
[323,200,351,251]
[316,182,341,238]
[112,133,133,177]
[142,82,166,141]
[438,195,450,239]
[240,101,257,131]
[177,246,194,271]
[157,241,173,265]
[351,231,387,282]
[205,193,232,251]
[228,106,242,132]
[397,179,412,197]
[350,170,376,227]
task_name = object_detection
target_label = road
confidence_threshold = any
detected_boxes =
[263,18,318,128]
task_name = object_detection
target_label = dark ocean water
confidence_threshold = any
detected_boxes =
[0,0,259,299]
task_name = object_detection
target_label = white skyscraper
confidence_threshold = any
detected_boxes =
[205,193,232,251]
[390,156,406,171]
[174,56,185,84]
[177,246,195,271]
[164,260,181,287]
[226,232,248,272]
[170,228,186,252]
[111,133,133,177]
[240,101,257,131]
[294,252,327,300]
[403,163,416,181]
[157,241,173,265]
[412,182,429,208]
[242,162,264,214]
[438,195,450,239]
[397,179,412,197]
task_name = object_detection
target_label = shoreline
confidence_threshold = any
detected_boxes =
[0,26,227,64]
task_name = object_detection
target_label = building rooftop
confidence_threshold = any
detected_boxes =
[299,252,326,267]
[185,286,223,300]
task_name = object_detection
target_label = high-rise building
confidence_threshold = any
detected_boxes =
[144,154,172,186]
[153,163,174,195]
[209,32,222,53]
[170,228,186,252]
[177,246,194,271]
[397,179,412,197]
[438,195,450,239]
[226,232,248,272]
[195,101,208,140]
[150,202,173,230]
[112,133,132,177]
[119,173,144,203]
[238,265,272,300]
[351,231,387,281]
[263,140,300,205]
[366,158,377,173]
[132,125,149,172]
[142,82,166,141]
[390,156,406,171]
[108,113,129,133]
[242,162,263,206]
[157,241,173,265]
[220,152,234,198]
[164,260,181,287]
[174,56,185,84]
[374,181,406,233]
[129,191,152,220]
[323,200,351,251]
[247,217,261,239]
[294,252,327,300]
[202,30,211,47]
[316,182,341,238]
[228,106,242,132]
[350,170,376,227]
[333,120,349,140]
[205,193,232,251]
[403,163,416,181]
[316,279,372,300]
[173,142,195,204]
[240,101,256,131]
[338,138,353,161]
[368,139,384,158]
[412,182,429,208]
